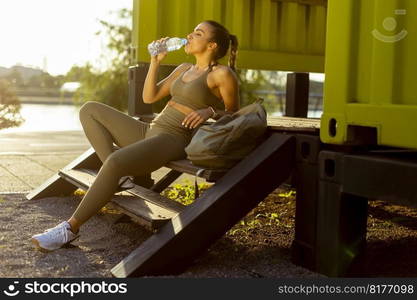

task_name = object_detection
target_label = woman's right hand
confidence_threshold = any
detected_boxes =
[150,37,169,64]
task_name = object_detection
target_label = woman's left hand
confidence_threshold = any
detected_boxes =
[182,108,213,129]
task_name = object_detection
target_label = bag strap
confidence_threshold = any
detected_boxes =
[194,168,205,200]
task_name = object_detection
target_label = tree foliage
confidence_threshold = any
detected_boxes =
[4,69,24,88]
[237,69,287,113]
[69,9,132,111]
[0,79,23,130]
[26,72,63,89]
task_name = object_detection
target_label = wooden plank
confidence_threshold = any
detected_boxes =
[267,116,320,132]
[107,200,153,230]
[58,169,184,229]
[111,133,296,277]
[110,195,175,230]
[150,169,182,193]
[61,168,185,213]
[165,160,198,176]
[137,114,320,133]
[132,174,154,189]
[165,160,228,182]
[63,147,101,170]
[58,169,95,190]
[25,174,78,200]
[26,148,101,200]
[127,185,185,213]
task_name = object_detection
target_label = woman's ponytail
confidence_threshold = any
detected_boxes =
[228,34,238,72]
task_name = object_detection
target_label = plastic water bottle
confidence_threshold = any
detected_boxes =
[148,37,188,56]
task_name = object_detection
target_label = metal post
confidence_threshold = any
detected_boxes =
[285,72,310,118]
[316,151,368,276]
[291,134,321,270]
[128,63,152,117]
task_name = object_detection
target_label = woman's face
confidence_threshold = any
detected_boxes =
[185,22,216,56]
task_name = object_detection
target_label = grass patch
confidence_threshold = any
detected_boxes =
[73,189,86,197]
[161,179,212,206]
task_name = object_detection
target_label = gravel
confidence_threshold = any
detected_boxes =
[0,192,320,278]
[1,190,416,278]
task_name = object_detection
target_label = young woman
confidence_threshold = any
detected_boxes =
[31,20,240,251]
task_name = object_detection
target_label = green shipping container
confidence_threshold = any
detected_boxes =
[321,0,417,149]
[132,0,327,72]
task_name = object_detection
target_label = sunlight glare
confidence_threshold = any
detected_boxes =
[0,0,131,75]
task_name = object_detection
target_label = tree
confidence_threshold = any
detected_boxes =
[69,9,132,111]
[5,69,25,88]
[27,72,62,88]
[237,69,287,113]
[0,79,23,130]
[65,65,91,82]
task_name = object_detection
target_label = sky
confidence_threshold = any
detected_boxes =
[0,0,132,75]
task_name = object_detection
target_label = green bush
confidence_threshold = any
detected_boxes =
[161,180,212,206]
[0,79,23,130]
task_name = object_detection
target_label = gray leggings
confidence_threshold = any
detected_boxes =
[72,101,188,224]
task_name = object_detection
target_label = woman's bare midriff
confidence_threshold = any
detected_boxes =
[167,100,195,115]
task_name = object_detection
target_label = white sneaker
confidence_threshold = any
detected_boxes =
[31,221,79,251]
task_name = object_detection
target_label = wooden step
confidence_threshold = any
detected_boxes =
[111,133,296,277]
[127,185,185,213]
[26,148,101,201]
[111,143,227,182]
[165,159,228,182]
[58,168,186,229]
